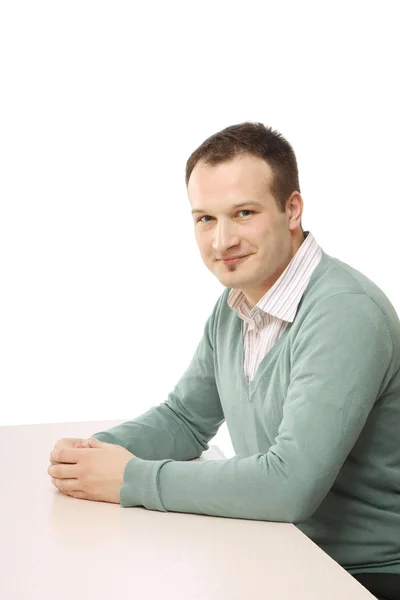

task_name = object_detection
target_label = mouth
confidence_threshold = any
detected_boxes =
[220,255,249,265]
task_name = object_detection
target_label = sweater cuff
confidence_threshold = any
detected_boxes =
[119,457,174,510]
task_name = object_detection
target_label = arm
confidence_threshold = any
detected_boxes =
[119,294,394,521]
[90,294,226,461]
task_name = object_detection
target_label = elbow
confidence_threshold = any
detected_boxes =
[290,504,314,523]
[267,483,319,523]
[272,502,312,523]
[282,489,321,523]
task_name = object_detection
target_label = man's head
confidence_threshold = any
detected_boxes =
[186,122,305,307]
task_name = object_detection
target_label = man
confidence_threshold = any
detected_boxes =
[48,122,400,599]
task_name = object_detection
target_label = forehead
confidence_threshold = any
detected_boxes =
[188,154,273,199]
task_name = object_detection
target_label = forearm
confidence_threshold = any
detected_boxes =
[91,402,213,461]
[119,452,311,521]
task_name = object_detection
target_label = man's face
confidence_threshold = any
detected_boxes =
[188,153,303,307]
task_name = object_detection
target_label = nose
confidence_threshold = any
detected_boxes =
[212,220,240,256]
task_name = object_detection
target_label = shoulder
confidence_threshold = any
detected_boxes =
[302,253,400,334]
[294,259,400,367]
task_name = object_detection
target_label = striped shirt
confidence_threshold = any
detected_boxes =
[227,231,322,382]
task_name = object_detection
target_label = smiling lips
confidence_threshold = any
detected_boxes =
[220,255,248,264]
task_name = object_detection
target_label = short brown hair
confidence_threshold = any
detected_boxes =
[185,122,301,213]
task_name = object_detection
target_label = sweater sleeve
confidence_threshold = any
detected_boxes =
[119,293,394,521]
[90,294,226,461]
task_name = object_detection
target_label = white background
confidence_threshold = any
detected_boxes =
[1,2,399,458]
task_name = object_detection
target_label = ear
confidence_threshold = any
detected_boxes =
[287,192,303,230]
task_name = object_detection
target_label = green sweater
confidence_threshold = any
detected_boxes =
[92,250,400,576]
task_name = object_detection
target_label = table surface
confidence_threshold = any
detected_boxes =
[0,419,375,599]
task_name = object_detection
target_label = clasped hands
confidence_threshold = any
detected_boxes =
[48,438,136,504]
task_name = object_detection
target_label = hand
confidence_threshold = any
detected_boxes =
[48,438,136,504]
[50,438,91,465]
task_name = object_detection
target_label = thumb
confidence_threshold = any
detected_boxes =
[87,437,103,447]
[74,439,91,448]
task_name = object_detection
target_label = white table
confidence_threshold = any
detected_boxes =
[0,419,375,599]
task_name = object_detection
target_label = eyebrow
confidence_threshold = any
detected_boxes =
[191,201,264,215]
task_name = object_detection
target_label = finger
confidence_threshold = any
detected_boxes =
[51,478,66,493]
[49,444,85,462]
[49,463,79,479]
[68,490,87,499]
[50,448,85,463]
[52,477,83,493]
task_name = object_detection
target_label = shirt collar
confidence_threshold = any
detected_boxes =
[227,231,322,323]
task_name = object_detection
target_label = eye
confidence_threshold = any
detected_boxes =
[197,210,254,223]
